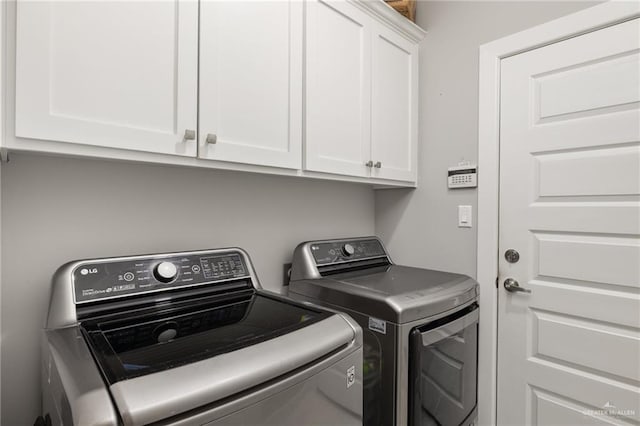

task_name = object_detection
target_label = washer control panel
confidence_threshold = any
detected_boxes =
[310,239,387,265]
[73,252,248,304]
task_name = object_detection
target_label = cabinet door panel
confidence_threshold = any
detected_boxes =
[371,25,417,182]
[305,0,371,177]
[199,1,302,169]
[15,0,198,156]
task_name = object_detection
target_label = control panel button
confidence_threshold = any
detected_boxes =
[154,261,178,283]
[342,243,355,257]
[192,265,201,273]
[123,272,135,282]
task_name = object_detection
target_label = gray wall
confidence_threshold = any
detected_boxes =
[1,2,605,424]
[0,153,375,425]
[375,1,600,277]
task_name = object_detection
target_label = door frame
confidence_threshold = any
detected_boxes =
[476,2,640,425]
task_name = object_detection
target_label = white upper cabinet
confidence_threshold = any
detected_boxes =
[198,1,303,169]
[305,0,372,177]
[15,0,198,156]
[370,23,418,182]
[10,0,424,186]
[305,0,422,182]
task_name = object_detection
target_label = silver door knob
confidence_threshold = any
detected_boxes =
[206,133,217,144]
[365,161,374,167]
[504,278,531,293]
[374,161,382,168]
[505,249,520,263]
[183,129,196,141]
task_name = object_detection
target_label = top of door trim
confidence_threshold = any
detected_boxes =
[481,1,639,60]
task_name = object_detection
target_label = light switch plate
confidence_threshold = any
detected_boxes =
[458,205,472,228]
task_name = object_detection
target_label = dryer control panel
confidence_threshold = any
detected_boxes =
[310,238,387,265]
[73,251,249,304]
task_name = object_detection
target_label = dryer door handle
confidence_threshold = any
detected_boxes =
[419,307,479,347]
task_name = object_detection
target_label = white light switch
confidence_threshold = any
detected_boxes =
[458,205,472,228]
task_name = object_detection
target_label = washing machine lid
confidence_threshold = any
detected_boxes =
[81,291,355,425]
[289,264,478,324]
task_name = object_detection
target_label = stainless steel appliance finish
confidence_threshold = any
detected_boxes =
[41,248,363,426]
[288,236,479,426]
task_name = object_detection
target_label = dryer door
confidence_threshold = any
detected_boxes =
[409,304,479,426]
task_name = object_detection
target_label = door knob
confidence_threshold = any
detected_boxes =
[374,161,382,168]
[504,249,520,263]
[365,160,374,167]
[503,278,531,293]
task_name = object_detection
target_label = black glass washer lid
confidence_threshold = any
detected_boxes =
[81,291,331,384]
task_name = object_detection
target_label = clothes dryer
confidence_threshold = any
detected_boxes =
[288,236,479,426]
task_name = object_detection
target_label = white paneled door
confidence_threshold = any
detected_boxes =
[498,18,640,425]
[198,1,303,169]
[15,0,198,156]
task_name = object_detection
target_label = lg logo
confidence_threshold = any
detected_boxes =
[80,268,98,275]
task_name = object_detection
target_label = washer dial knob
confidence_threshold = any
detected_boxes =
[154,261,178,283]
[342,243,355,257]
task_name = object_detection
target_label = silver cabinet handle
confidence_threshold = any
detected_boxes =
[183,129,196,141]
[206,134,217,144]
[365,161,373,167]
[503,278,531,294]
[374,161,382,168]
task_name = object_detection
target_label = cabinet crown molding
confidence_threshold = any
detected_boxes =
[347,0,427,42]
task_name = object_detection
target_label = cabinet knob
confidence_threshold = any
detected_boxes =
[183,129,196,141]
[374,161,382,168]
[365,160,374,167]
[206,134,217,144]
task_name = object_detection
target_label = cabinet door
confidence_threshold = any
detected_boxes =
[199,1,303,169]
[15,1,198,156]
[305,0,372,177]
[370,24,418,182]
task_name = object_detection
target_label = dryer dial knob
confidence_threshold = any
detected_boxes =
[154,261,178,283]
[342,243,355,257]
